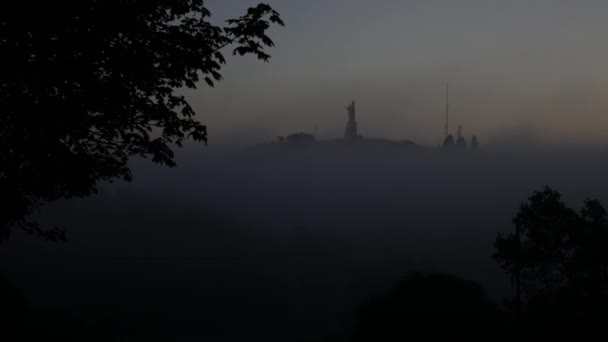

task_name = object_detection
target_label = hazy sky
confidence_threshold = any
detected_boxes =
[185,0,608,147]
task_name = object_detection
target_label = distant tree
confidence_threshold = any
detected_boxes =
[0,1,284,240]
[494,187,608,322]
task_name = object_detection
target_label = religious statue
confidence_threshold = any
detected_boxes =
[344,101,358,141]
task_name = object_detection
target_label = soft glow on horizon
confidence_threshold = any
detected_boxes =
[195,0,608,148]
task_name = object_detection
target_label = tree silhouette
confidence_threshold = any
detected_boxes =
[0,1,284,240]
[494,187,608,336]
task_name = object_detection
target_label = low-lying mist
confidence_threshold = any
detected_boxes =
[2,141,607,340]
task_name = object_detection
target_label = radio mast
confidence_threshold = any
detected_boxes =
[445,83,449,139]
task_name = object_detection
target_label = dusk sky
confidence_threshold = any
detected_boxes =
[188,0,608,147]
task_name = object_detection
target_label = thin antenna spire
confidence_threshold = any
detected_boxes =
[445,82,449,139]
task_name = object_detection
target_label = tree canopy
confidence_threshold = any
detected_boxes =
[494,187,608,317]
[0,1,284,240]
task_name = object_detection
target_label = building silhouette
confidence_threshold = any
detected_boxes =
[456,125,467,149]
[443,135,455,148]
[443,124,479,151]
[286,133,316,146]
[470,136,479,150]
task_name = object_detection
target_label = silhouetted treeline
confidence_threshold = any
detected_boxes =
[352,187,608,341]
[494,186,608,339]
[4,171,608,340]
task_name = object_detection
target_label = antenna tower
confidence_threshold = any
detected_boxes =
[445,83,449,139]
